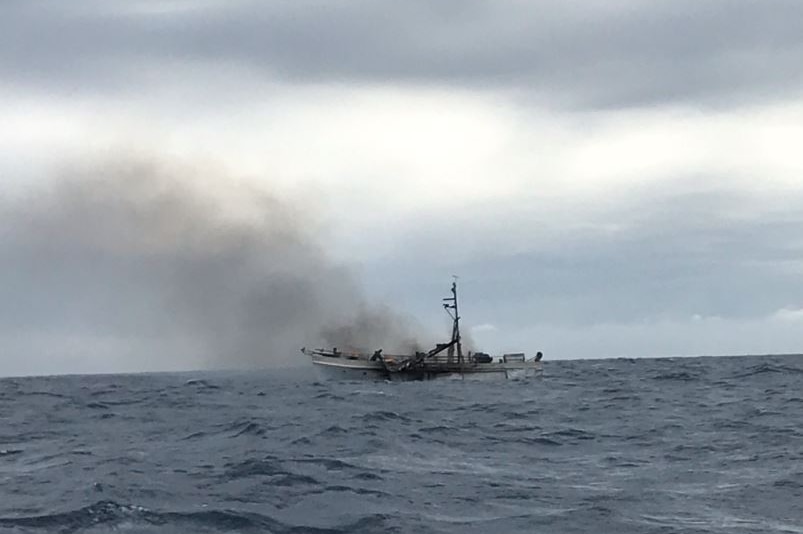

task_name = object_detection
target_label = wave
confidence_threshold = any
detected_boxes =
[520,436,563,446]
[773,473,803,488]
[20,391,70,399]
[229,421,267,438]
[223,457,319,486]
[544,427,597,441]
[356,411,412,424]
[0,500,382,533]
[730,362,803,379]
[293,457,359,471]
[224,456,284,477]
[651,371,701,381]
[184,378,220,388]
[318,424,349,436]
[418,425,457,434]
[313,392,347,401]
[322,484,389,497]
[178,419,272,441]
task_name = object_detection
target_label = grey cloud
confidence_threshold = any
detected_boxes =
[2,0,803,108]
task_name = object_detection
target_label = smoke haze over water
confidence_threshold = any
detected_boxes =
[0,155,425,376]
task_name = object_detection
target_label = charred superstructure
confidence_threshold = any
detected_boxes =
[302,280,543,380]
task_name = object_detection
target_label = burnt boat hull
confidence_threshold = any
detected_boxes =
[303,280,544,381]
[387,362,542,381]
[309,352,542,381]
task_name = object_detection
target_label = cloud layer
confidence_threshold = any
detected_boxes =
[4,0,803,108]
[1,0,802,373]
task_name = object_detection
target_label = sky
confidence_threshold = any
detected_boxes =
[1,0,802,376]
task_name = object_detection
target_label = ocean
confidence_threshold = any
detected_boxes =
[1,355,801,533]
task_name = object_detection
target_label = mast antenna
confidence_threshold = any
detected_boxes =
[442,276,463,364]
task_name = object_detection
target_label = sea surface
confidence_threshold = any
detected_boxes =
[1,355,802,534]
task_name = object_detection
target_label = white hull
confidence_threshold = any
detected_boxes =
[310,354,388,380]
[310,354,542,381]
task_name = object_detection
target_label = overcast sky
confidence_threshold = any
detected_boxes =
[2,0,802,375]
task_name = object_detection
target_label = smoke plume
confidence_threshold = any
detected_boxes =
[0,155,424,375]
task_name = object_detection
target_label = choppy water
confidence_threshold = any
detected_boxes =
[1,355,802,533]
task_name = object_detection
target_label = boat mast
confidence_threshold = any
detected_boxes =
[443,277,463,365]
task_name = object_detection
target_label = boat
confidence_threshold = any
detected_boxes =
[302,280,543,380]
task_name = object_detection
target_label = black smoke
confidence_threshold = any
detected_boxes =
[0,156,425,374]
